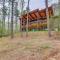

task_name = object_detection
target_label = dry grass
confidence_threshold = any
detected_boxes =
[0,31,60,60]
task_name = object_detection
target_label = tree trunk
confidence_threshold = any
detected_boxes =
[45,0,51,37]
[15,2,18,33]
[20,0,24,37]
[2,0,5,37]
[15,16,18,33]
[26,0,30,36]
[26,12,29,36]
[11,0,14,38]
[8,1,10,34]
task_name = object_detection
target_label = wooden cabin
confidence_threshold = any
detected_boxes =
[19,6,53,31]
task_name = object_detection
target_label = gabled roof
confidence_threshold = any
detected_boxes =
[20,6,53,21]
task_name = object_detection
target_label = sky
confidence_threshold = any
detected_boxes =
[24,0,58,10]
[0,0,58,10]
[0,0,58,12]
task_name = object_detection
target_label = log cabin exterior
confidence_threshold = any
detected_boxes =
[19,6,53,31]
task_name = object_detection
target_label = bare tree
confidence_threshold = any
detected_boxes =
[45,0,51,37]
[8,0,10,34]
[2,0,5,36]
[20,0,25,36]
[26,0,30,36]
[11,0,15,38]
[1,0,7,37]
[14,2,19,33]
